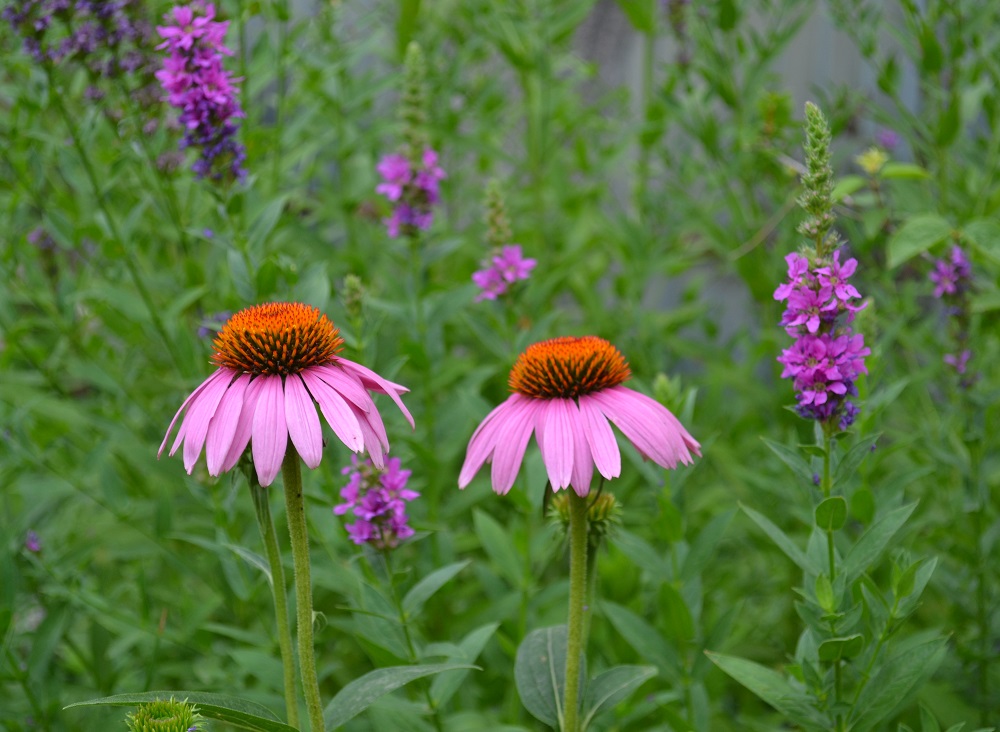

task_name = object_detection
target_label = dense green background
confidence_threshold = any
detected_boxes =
[2,1,998,729]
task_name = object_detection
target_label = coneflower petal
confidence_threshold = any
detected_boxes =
[220,376,266,474]
[252,376,288,486]
[205,373,250,476]
[300,369,364,453]
[459,395,523,488]
[577,394,621,480]
[339,359,414,428]
[491,397,538,495]
[159,368,226,458]
[536,398,574,490]
[182,370,233,472]
[285,373,323,469]
[569,409,593,497]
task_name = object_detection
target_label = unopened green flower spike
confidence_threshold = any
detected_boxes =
[484,179,513,250]
[401,41,429,165]
[797,101,838,255]
[126,698,202,732]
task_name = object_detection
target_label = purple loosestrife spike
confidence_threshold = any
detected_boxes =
[775,104,870,430]
[929,245,975,385]
[335,456,419,550]
[156,3,246,182]
[472,181,536,301]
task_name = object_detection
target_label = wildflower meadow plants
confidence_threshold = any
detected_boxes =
[2,1,998,731]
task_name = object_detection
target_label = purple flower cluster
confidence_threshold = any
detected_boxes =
[334,456,419,550]
[4,0,160,108]
[155,2,246,182]
[929,245,972,299]
[929,245,974,380]
[775,250,870,429]
[25,530,41,553]
[472,245,536,302]
[375,149,446,237]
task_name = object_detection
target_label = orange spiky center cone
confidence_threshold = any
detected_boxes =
[509,336,631,399]
[212,302,343,376]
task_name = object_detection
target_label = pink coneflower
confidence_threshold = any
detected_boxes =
[458,336,700,496]
[159,303,413,487]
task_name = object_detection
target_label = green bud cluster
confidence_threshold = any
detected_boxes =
[549,491,621,550]
[342,274,366,321]
[797,102,839,256]
[126,699,202,732]
[484,179,513,250]
[401,41,429,164]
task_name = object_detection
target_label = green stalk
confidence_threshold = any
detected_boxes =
[635,26,656,220]
[250,478,300,729]
[44,70,183,374]
[281,447,325,732]
[821,430,843,728]
[563,492,589,732]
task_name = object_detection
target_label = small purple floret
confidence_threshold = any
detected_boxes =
[375,148,446,237]
[335,456,419,550]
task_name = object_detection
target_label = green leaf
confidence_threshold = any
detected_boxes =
[887,214,953,268]
[741,503,821,575]
[879,162,930,180]
[680,509,734,582]
[430,623,499,708]
[514,625,583,728]
[402,560,471,617]
[323,663,476,730]
[658,583,695,642]
[601,602,682,677]
[815,574,835,614]
[761,437,814,483]
[817,634,864,662]
[842,502,918,582]
[851,488,875,524]
[833,434,880,487]
[473,509,524,586]
[581,665,657,731]
[65,691,296,732]
[247,194,289,254]
[832,175,867,201]
[705,653,829,726]
[613,0,655,33]
[850,635,948,732]
[962,218,1000,263]
[815,497,847,532]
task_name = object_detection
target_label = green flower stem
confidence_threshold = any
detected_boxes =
[281,447,325,732]
[44,69,183,375]
[821,431,843,729]
[250,478,300,729]
[563,491,589,732]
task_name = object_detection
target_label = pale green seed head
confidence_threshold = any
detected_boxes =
[125,699,202,732]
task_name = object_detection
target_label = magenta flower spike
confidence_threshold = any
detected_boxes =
[459,336,700,496]
[159,303,413,487]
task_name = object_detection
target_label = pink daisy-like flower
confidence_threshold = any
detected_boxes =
[159,303,413,487]
[458,336,700,496]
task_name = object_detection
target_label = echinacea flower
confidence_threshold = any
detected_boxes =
[458,336,700,496]
[160,303,413,487]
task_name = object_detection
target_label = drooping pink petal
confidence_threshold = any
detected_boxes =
[251,376,289,486]
[337,358,414,428]
[180,369,236,472]
[312,364,373,413]
[219,376,266,474]
[590,387,699,469]
[299,370,364,453]
[568,408,594,497]
[284,373,323,469]
[577,395,621,480]
[205,373,250,475]
[490,397,540,495]
[535,398,574,490]
[350,402,386,469]
[159,368,229,457]
[459,395,526,488]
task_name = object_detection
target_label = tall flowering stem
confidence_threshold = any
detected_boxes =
[473,181,536,302]
[249,474,299,729]
[562,491,589,732]
[281,448,324,732]
[156,3,247,182]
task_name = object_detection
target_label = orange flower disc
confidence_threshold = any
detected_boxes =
[509,336,631,399]
[212,302,343,376]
